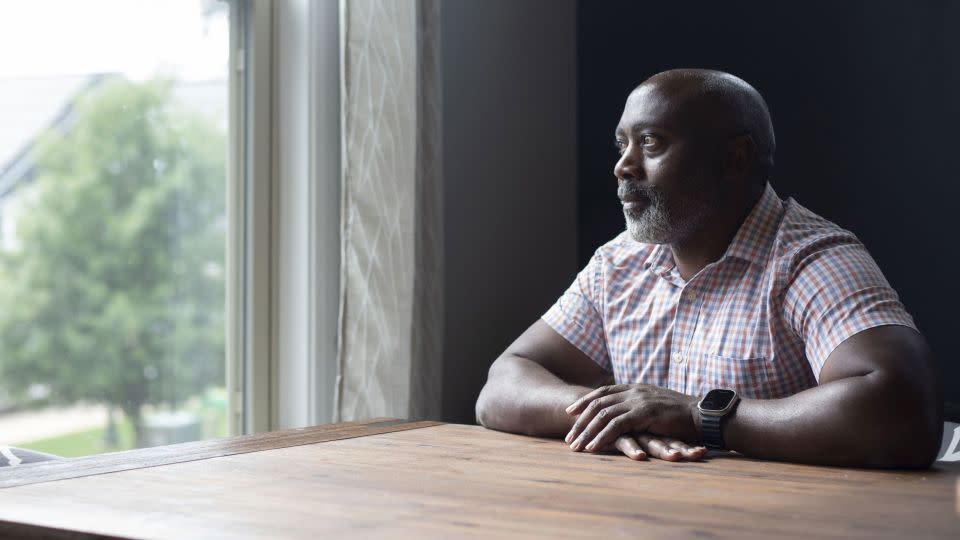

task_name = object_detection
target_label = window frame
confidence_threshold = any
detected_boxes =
[228,0,341,435]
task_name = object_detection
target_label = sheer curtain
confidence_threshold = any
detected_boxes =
[335,0,443,422]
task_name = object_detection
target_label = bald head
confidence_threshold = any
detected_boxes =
[633,69,776,185]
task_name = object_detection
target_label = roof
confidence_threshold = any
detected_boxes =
[0,74,227,198]
[0,74,104,196]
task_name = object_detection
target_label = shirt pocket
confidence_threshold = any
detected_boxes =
[695,352,772,399]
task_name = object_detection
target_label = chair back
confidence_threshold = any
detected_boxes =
[0,446,61,467]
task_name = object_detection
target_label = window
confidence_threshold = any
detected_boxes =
[0,0,232,456]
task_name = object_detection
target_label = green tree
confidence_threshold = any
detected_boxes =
[0,77,226,446]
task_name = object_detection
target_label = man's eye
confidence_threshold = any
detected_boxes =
[641,135,660,148]
[614,140,627,154]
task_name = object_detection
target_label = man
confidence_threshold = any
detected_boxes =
[475,69,941,468]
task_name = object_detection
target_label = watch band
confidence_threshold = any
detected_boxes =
[700,414,725,450]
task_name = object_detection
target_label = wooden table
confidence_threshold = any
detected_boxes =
[0,419,957,539]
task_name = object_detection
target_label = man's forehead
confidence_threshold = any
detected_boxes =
[617,83,682,136]
[616,80,711,135]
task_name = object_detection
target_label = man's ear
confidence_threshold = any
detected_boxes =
[724,134,756,185]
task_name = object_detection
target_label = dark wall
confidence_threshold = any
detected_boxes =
[578,1,960,405]
[441,0,577,423]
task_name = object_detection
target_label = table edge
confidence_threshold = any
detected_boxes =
[0,418,442,490]
[0,519,129,540]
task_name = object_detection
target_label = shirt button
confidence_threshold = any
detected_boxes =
[674,353,684,364]
[682,289,697,301]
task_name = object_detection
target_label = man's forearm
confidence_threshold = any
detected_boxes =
[476,355,591,438]
[724,372,942,468]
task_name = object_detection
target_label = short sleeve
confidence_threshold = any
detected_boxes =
[782,235,917,379]
[541,249,612,372]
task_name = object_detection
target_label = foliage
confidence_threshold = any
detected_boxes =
[0,77,226,445]
[17,417,136,457]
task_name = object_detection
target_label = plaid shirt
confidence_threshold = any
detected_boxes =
[542,183,916,399]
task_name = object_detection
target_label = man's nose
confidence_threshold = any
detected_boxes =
[614,146,643,182]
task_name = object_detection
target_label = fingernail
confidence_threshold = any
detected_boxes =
[585,441,597,451]
[564,432,572,443]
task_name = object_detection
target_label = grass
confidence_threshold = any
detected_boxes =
[15,388,229,458]
[19,417,136,457]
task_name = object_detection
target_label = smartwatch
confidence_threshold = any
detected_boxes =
[697,388,740,451]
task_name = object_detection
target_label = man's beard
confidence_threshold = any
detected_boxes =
[620,178,716,244]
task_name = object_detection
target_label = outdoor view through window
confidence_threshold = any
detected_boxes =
[0,0,229,457]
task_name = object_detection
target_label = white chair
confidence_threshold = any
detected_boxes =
[0,446,61,467]
[937,421,960,462]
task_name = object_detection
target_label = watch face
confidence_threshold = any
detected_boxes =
[700,389,737,411]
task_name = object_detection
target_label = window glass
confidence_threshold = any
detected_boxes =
[0,0,230,457]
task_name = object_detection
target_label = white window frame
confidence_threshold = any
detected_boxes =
[227,0,340,434]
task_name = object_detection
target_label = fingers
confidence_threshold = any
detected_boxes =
[565,385,629,415]
[663,437,707,461]
[636,433,681,461]
[565,394,623,447]
[613,435,646,461]
[635,434,705,462]
[584,410,648,452]
[568,402,629,451]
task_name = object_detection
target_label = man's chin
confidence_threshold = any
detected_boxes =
[625,219,671,245]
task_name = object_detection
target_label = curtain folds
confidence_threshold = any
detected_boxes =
[336,0,443,422]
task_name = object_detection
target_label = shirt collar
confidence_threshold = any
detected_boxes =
[644,243,675,277]
[642,183,784,274]
[723,182,784,266]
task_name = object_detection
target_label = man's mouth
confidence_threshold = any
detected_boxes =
[620,194,651,211]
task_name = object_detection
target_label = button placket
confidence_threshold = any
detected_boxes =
[672,286,692,388]
[676,282,704,393]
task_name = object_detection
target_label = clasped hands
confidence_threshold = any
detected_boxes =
[564,383,707,462]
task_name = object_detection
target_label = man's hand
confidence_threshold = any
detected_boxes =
[606,433,706,461]
[565,384,706,461]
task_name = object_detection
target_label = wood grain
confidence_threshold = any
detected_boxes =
[0,418,439,489]
[0,423,956,539]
